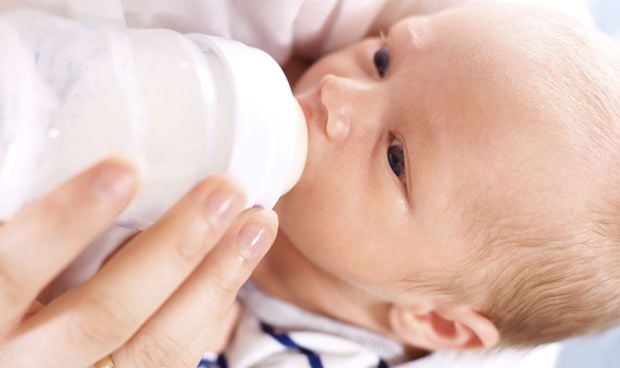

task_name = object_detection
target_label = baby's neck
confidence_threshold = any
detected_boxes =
[250,230,392,336]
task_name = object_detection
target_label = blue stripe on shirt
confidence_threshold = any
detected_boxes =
[260,321,390,368]
[197,354,228,368]
[261,321,324,368]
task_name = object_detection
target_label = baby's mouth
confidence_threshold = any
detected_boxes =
[295,89,327,136]
[297,97,313,122]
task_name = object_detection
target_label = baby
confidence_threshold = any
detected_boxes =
[205,2,620,367]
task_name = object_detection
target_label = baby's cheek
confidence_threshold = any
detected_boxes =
[318,224,403,287]
[277,166,402,283]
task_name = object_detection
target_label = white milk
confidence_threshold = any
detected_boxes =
[0,9,308,229]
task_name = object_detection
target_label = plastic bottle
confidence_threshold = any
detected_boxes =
[0,9,308,230]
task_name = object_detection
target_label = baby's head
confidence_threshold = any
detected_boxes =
[279,2,620,350]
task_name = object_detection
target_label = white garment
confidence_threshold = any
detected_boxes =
[120,0,594,64]
[0,0,461,64]
[201,283,561,368]
[0,0,592,65]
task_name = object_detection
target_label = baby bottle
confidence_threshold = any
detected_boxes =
[0,9,308,230]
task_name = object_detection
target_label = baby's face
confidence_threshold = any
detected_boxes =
[277,5,587,300]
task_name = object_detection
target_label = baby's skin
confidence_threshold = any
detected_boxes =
[251,1,620,355]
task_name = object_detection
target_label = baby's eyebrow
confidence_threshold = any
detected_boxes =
[379,29,387,42]
[406,18,434,50]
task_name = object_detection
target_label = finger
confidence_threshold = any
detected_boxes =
[3,176,246,368]
[0,159,138,335]
[100,230,140,268]
[113,208,277,368]
[23,301,44,320]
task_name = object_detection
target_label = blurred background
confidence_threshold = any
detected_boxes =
[552,0,619,367]
[590,0,619,39]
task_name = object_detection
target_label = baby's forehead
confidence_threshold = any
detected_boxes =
[416,3,592,69]
[403,6,607,129]
[404,13,608,208]
[388,5,620,276]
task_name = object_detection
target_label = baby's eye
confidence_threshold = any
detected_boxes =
[373,47,390,78]
[388,136,406,183]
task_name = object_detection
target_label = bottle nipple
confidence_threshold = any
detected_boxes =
[282,99,308,194]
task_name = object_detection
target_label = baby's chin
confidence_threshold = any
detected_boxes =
[273,175,318,245]
[274,182,304,229]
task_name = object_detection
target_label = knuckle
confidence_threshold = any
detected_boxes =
[37,196,74,226]
[67,294,134,349]
[175,347,203,368]
[125,329,183,368]
[167,215,224,266]
[193,179,219,195]
[34,196,89,237]
[206,269,237,302]
[41,180,108,220]
[0,262,28,311]
[169,221,211,266]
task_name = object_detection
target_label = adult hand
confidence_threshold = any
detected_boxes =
[0,159,278,368]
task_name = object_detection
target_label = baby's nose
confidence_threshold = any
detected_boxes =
[319,74,372,142]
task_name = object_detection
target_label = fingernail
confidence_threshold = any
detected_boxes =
[203,186,245,226]
[238,222,273,259]
[94,163,136,202]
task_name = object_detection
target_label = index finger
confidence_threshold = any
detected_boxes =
[0,159,138,335]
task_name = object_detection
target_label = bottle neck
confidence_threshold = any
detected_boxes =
[187,34,308,209]
[282,99,308,195]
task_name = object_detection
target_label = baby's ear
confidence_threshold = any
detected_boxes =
[388,304,500,351]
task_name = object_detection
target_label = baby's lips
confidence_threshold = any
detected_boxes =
[295,90,327,135]
[297,97,313,122]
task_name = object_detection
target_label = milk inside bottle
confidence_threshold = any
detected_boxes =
[0,9,308,230]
